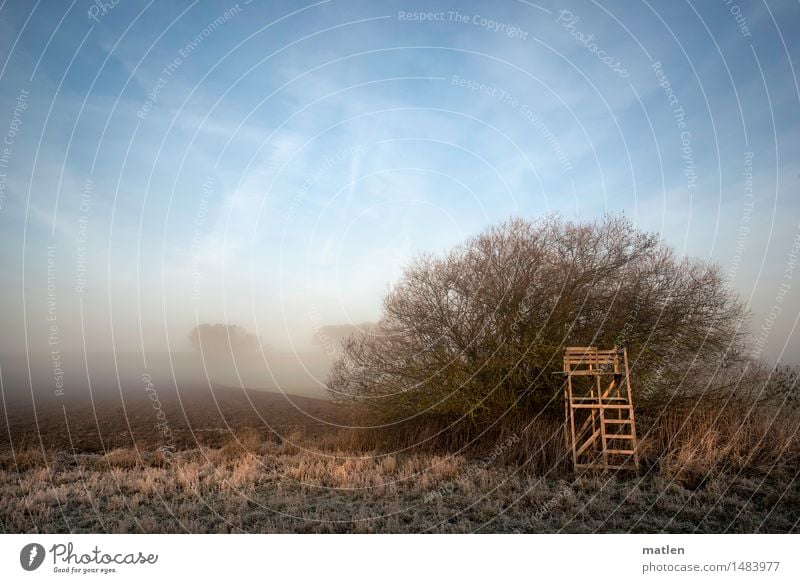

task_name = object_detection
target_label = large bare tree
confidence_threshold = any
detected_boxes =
[327,215,748,425]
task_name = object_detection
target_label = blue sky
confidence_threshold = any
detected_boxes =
[0,0,798,361]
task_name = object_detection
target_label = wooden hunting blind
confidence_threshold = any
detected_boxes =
[562,346,640,472]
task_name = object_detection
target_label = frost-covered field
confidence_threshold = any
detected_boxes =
[2,439,798,533]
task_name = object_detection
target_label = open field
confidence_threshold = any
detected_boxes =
[0,378,344,453]
[1,435,798,533]
[2,386,799,533]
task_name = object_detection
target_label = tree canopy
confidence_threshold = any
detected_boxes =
[327,215,748,426]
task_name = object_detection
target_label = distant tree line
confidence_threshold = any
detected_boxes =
[188,323,262,357]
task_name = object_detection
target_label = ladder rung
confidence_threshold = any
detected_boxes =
[606,434,634,440]
[605,449,635,454]
[571,404,631,409]
[575,463,639,472]
[604,419,632,424]
[575,463,638,471]
[572,397,627,402]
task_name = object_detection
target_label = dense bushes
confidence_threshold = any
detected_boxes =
[328,215,749,426]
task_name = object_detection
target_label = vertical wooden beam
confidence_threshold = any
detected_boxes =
[597,372,608,466]
[563,365,570,456]
[622,347,640,472]
[568,371,578,469]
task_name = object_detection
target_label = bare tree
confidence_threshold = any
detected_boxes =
[327,215,749,425]
[312,322,374,357]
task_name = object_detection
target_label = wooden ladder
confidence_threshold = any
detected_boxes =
[563,346,640,472]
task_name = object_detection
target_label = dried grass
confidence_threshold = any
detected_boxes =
[1,399,798,533]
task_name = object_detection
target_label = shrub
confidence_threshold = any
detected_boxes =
[327,214,748,426]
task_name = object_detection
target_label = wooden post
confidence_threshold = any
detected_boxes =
[622,347,640,471]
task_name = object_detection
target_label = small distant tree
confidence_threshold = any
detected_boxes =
[188,323,262,357]
[327,215,748,425]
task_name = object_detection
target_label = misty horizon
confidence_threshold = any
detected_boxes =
[1,1,799,372]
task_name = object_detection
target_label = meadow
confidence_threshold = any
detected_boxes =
[2,385,798,533]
